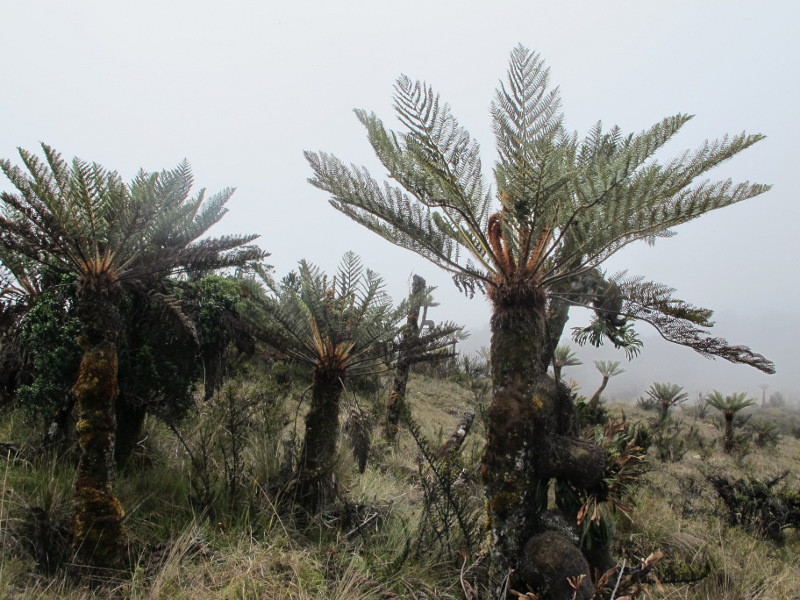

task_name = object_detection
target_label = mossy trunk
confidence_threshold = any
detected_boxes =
[482,282,604,599]
[385,275,425,443]
[385,367,410,443]
[723,413,735,453]
[72,287,125,568]
[436,410,475,459]
[589,376,610,408]
[297,366,346,513]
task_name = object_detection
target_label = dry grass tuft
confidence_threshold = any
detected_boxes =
[1,379,799,599]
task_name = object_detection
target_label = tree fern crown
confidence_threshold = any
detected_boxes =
[0,144,266,293]
[306,45,773,373]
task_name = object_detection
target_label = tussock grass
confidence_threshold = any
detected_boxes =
[612,401,800,600]
[1,376,799,599]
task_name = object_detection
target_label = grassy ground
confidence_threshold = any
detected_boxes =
[610,402,800,600]
[1,373,799,599]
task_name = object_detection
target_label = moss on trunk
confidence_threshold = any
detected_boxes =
[297,366,346,512]
[72,342,125,567]
[482,281,605,598]
[71,286,125,568]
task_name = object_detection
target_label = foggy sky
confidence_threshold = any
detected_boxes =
[2,1,798,400]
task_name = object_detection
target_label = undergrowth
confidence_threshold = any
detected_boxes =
[0,376,798,599]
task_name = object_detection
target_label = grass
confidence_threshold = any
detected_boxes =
[1,374,799,599]
[610,402,800,600]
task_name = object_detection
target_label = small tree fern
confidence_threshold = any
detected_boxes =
[249,252,405,512]
[707,391,756,453]
[551,344,582,382]
[385,275,463,442]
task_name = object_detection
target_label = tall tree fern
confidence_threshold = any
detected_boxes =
[0,145,265,567]
[306,46,772,596]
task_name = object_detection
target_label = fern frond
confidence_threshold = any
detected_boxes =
[307,45,771,370]
[306,151,492,284]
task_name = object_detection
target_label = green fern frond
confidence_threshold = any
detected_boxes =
[307,45,772,370]
[249,254,403,375]
[0,145,266,289]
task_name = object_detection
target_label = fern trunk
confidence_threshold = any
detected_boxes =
[71,288,125,568]
[482,282,602,599]
[385,275,425,442]
[723,413,735,453]
[297,366,346,512]
[589,376,610,407]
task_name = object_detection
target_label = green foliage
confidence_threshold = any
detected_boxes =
[575,394,606,430]
[16,289,80,421]
[307,45,773,370]
[583,360,625,427]
[170,375,287,515]
[706,391,755,454]
[243,253,414,512]
[10,273,251,439]
[749,419,780,448]
[707,471,800,542]
[640,382,689,420]
[573,318,643,359]
[0,146,265,288]
[555,419,648,552]
[706,391,756,416]
[551,344,581,382]
[649,417,690,463]
[636,383,692,462]
[594,360,625,379]
[0,146,267,566]
[188,276,242,344]
[177,275,258,400]
[403,410,480,557]
[251,252,402,376]
[553,345,582,369]
[0,146,268,428]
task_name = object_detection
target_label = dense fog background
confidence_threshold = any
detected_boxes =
[2,1,797,402]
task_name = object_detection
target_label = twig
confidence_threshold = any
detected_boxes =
[345,511,380,538]
[610,559,626,600]
[500,568,513,600]
[459,553,481,600]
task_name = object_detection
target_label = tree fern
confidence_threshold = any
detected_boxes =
[0,145,266,567]
[308,47,772,372]
[306,46,774,595]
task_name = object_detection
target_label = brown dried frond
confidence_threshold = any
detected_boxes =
[488,209,517,276]
[526,226,552,274]
[487,212,506,270]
